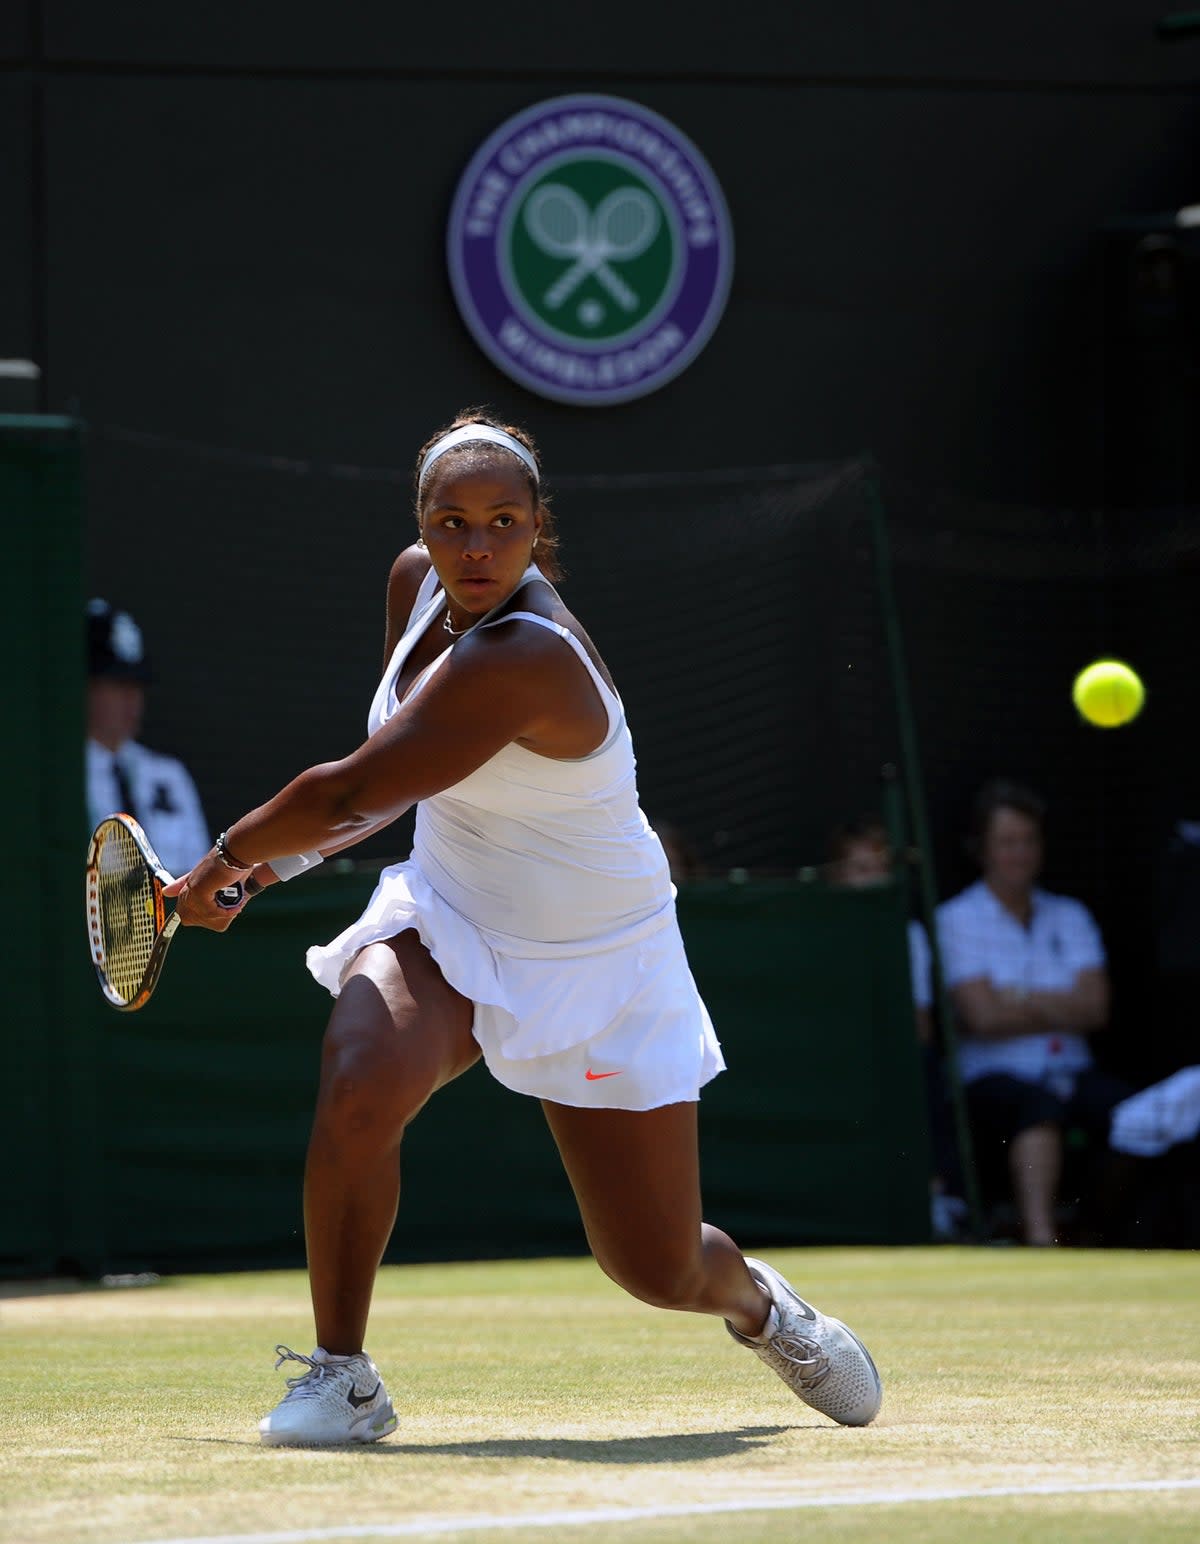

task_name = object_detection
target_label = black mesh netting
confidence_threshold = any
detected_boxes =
[85,424,1197,1077]
[86,431,903,875]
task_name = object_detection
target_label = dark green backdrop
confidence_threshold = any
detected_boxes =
[9,871,931,1277]
[0,416,931,1276]
[1,416,96,1277]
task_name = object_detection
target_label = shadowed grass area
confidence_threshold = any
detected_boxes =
[2,1248,1197,1544]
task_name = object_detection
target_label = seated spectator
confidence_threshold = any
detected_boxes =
[650,819,702,888]
[1109,1066,1200,1159]
[826,816,893,886]
[826,817,933,1040]
[826,817,967,1240]
[86,598,211,879]
[936,779,1130,1246]
[1109,1066,1200,1248]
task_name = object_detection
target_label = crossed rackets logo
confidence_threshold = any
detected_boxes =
[447,93,732,403]
[522,184,662,315]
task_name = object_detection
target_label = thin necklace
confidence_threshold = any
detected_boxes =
[443,609,473,637]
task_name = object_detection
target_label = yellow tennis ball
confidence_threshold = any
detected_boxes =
[1071,659,1145,728]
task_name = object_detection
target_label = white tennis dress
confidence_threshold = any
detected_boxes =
[306,564,725,1110]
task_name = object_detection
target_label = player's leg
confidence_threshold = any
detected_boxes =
[260,930,478,1446]
[304,929,479,1354]
[542,1099,882,1425]
[542,1099,767,1331]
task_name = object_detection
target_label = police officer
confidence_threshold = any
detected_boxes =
[86,598,210,880]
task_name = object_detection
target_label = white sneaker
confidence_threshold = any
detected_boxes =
[258,1345,398,1447]
[727,1258,882,1427]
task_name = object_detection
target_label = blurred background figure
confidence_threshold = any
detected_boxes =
[826,816,891,887]
[1107,1065,1200,1248]
[936,780,1130,1246]
[651,818,702,888]
[826,816,933,1036]
[1110,1065,1200,1159]
[86,598,211,879]
[825,816,967,1240]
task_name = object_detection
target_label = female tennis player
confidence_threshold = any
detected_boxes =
[168,411,882,1445]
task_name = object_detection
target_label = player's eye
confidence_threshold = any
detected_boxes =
[493,514,515,527]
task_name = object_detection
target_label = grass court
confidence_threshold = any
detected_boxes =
[2,1247,1197,1544]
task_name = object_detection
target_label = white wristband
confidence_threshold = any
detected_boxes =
[270,850,325,882]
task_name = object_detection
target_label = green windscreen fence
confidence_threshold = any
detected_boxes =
[0,416,99,1276]
[3,419,932,1275]
[2,866,932,1276]
[4,416,932,1272]
[84,872,934,1275]
[9,413,1193,1271]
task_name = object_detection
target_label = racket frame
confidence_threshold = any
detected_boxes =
[85,814,238,1012]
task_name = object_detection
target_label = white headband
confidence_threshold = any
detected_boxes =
[418,425,539,488]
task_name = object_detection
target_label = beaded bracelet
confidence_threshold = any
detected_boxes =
[214,830,253,872]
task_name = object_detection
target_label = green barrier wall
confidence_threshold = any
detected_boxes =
[67,873,930,1276]
[0,417,99,1277]
[2,416,931,1276]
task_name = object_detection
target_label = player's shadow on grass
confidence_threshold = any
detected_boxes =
[169,1425,808,1458]
[373,1425,798,1463]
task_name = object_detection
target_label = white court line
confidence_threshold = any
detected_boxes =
[138,1476,1200,1544]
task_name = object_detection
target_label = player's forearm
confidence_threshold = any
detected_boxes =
[223,764,406,868]
[248,812,400,890]
[315,813,400,858]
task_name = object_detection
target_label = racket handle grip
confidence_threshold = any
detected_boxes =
[216,883,244,909]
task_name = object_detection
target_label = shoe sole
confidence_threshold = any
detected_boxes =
[259,1403,398,1447]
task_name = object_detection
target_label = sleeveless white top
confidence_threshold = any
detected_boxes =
[306,564,693,1065]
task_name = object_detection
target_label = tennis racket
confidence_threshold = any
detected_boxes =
[85,814,243,1011]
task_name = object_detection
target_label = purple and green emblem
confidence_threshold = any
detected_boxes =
[447,95,734,406]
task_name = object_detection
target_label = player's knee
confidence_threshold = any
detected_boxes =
[316,1028,434,1141]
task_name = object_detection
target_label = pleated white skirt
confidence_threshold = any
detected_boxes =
[306,859,725,1110]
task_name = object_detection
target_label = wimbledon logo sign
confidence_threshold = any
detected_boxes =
[447,95,734,406]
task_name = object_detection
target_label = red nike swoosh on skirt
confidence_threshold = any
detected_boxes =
[585,1068,623,1080]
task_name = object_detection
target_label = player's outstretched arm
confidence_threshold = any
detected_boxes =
[170,626,560,928]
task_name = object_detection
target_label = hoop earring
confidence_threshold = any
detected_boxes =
[532,536,540,549]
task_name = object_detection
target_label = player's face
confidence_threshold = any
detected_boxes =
[981,807,1043,893]
[419,462,542,622]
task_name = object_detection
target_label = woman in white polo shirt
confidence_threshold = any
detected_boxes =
[937,780,1130,1246]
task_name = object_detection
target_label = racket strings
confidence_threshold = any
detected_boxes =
[96,826,158,1003]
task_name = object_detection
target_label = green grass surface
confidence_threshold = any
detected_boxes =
[2,1248,1198,1544]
